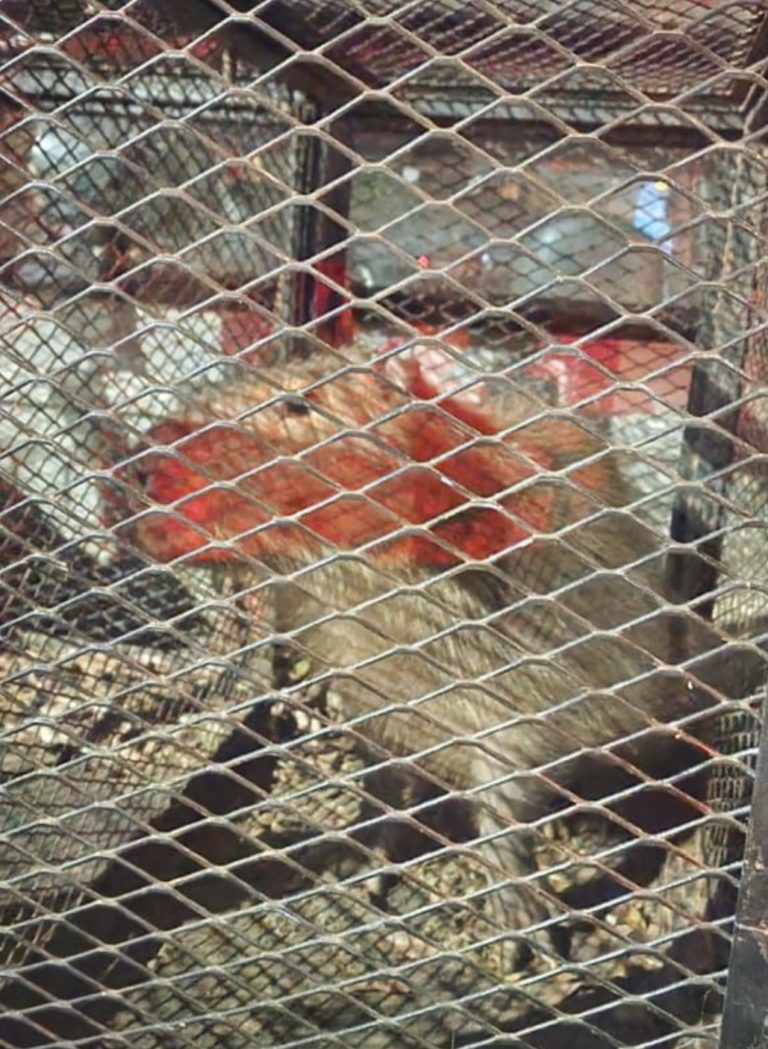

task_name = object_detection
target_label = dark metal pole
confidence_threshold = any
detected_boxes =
[720,689,768,1049]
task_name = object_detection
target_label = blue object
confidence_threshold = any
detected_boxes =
[634,180,672,249]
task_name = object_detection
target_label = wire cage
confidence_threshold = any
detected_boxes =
[0,2,767,1048]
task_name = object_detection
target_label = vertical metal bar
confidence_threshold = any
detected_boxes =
[668,362,740,618]
[289,109,352,354]
[720,690,768,1049]
[290,105,324,345]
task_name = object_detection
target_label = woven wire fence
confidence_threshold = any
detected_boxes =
[0,2,767,1047]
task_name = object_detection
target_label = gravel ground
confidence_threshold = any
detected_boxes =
[0,623,726,1049]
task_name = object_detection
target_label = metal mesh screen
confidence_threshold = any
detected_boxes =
[0,2,767,1047]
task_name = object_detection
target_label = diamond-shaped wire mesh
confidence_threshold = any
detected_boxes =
[0,2,766,1047]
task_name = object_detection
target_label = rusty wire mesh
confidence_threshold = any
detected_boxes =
[0,2,767,1047]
